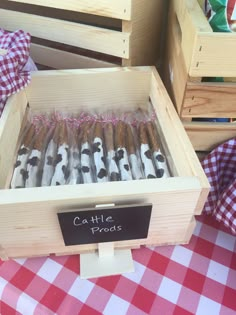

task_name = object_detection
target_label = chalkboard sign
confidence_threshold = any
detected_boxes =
[57,204,152,246]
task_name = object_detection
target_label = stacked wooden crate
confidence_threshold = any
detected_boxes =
[164,0,236,153]
[0,0,165,69]
[0,67,209,260]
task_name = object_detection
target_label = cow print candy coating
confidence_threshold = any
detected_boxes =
[116,147,132,181]
[67,147,80,185]
[104,123,120,182]
[51,143,69,186]
[10,144,30,188]
[153,150,170,178]
[106,150,120,182]
[93,137,108,183]
[145,121,170,178]
[25,149,42,187]
[140,144,156,179]
[129,154,143,180]
[81,142,93,184]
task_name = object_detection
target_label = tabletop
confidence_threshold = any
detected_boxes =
[0,214,235,315]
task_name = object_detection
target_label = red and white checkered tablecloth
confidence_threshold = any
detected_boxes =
[0,215,235,315]
[202,138,236,235]
[0,28,35,117]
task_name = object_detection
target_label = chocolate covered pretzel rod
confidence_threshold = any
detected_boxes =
[41,125,58,186]
[139,122,156,179]
[80,122,93,184]
[67,126,80,185]
[146,121,170,178]
[126,124,143,180]
[11,123,35,188]
[25,125,48,188]
[51,122,69,186]
[92,122,108,182]
[104,122,120,181]
[115,121,132,181]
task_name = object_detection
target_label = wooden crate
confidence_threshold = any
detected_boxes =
[0,67,209,261]
[164,0,236,152]
[0,0,165,69]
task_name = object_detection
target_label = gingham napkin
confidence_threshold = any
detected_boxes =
[202,138,236,234]
[0,28,34,117]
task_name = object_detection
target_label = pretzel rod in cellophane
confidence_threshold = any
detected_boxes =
[92,121,108,182]
[25,124,48,187]
[51,121,69,186]
[80,121,93,184]
[10,123,35,188]
[139,122,157,179]
[104,122,120,181]
[115,120,132,181]
[67,125,80,185]
[41,124,58,186]
[126,124,144,180]
[146,121,170,178]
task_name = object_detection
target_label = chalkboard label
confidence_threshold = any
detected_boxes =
[57,204,152,246]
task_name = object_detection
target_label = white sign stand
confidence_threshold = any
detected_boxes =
[80,204,134,279]
[80,242,134,279]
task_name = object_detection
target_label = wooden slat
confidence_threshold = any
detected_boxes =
[0,9,130,59]
[163,1,188,114]
[1,0,122,30]
[0,178,201,253]
[150,67,210,213]
[190,32,236,77]
[30,43,117,69]
[24,68,151,113]
[182,82,236,117]
[184,122,236,151]
[0,91,28,189]
[3,217,194,259]
[7,0,132,20]
[122,0,164,66]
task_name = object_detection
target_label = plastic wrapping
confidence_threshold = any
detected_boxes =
[67,125,81,185]
[146,121,170,178]
[10,106,171,189]
[50,121,69,186]
[92,122,108,182]
[10,123,36,188]
[41,125,58,186]
[104,122,120,181]
[25,125,48,188]
[203,0,236,33]
[80,121,94,184]
[115,121,133,181]
[126,124,144,180]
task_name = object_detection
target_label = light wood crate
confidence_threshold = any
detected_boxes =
[164,0,236,152]
[0,0,165,69]
[0,67,209,260]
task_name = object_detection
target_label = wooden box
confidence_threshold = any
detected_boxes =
[0,0,165,69]
[0,67,209,261]
[164,0,236,152]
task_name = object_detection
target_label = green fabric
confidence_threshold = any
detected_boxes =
[209,7,231,31]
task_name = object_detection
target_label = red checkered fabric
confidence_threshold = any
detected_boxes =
[0,28,31,117]
[0,215,235,315]
[202,138,236,235]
